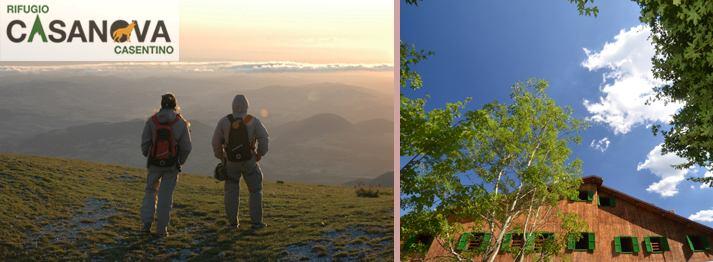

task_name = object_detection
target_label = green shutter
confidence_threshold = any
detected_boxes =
[567,234,575,250]
[525,232,535,251]
[457,232,471,251]
[703,237,712,250]
[610,197,616,207]
[686,235,695,251]
[644,237,652,253]
[631,236,640,253]
[587,191,594,202]
[588,233,595,251]
[501,233,512,252]
[480,233,492,251]
[661,237,670,251]
[614,236,622,253]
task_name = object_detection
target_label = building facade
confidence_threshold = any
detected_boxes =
[425,177,713,261]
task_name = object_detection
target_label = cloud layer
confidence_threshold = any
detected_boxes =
[0,61,393,75]
[637,144,692,197]
[581,25,681,135]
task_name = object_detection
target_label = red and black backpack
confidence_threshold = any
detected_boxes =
[148,114,181,167]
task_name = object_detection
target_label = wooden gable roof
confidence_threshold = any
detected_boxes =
[582,176,713,236]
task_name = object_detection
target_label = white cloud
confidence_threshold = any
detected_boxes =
[582,25,682,134]
[689,208,713,222]
[637,143,693,197]
[589,137,611,152]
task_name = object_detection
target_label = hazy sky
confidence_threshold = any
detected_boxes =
[179,0,394,64]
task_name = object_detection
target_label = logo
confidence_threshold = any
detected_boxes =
[0,0,179,61]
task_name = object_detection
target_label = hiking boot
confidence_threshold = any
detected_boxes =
[156,231,169,238]
[227,223,239,231]
[251,222,268,230]
[141,223,151,234]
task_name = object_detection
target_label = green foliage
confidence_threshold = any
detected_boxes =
[635,0,713,187]
[0,154,393,260]
[404,0,422,6]
[401,80,587,261]
[568,0,599,16]
[400,42,433,90]
[689,176,713,187]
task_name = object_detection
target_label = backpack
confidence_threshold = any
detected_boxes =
[226,114,254,162]
[148,113,181,167]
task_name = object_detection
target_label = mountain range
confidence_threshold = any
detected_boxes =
[3,113,392,184]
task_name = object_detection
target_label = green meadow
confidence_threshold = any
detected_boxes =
[0,154,393,260]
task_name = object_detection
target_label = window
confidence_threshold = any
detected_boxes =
[467,233,485,250]
[644,236,670,253]
[598,195,616,207]
[575,190,594,202]
[500,233,524,252]
[567,232,595,252]
[403,234,434,253]
[615,236,640,253]
[457,232,491,251]
[510,234,525,249]
[533,232,554,251]
[686,235,712,252]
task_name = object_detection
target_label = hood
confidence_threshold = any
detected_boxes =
[232,94,249,118]
[155,108,178,123]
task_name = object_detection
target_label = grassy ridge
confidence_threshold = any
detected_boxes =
[0,154,393,260]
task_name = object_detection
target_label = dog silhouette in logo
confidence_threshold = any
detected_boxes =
[113,21,137,42]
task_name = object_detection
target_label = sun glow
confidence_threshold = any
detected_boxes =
[179,0,393,64]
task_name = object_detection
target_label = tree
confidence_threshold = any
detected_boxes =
[399,1,598,259]
[459,80,586,262]
[401,80,589,262]
[635,0,713,187]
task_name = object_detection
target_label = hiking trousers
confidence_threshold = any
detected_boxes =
[140,166,179,234]
[224,157,263,226]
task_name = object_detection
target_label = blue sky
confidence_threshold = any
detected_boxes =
[401,0,713,226]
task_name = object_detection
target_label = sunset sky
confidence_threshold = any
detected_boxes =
[179,0,394,64]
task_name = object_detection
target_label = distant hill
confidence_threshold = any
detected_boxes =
[0,78,392,140]
[345,172,394,187]
[0,154,393,260]
[3,113,393,184]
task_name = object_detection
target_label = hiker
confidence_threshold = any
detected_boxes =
[140,93,192,237]
[211,94,269,230]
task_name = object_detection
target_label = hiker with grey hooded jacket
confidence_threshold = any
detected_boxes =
[140,93,192,237]
[212,94,269,230]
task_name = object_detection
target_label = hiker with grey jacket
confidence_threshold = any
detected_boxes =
[212,94,269,230]
[140,93,192,237]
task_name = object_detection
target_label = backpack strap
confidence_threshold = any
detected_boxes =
[152,113,182,126]
[171,113,182,125]
[227,114,253,124]
[151,114,161,126]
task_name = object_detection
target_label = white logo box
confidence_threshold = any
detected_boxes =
[0,0,179,61]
